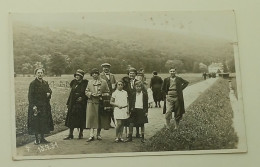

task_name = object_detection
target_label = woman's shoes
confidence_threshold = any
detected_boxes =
[97,135,102,140]
[114,138,119,143]
[34,139,40,145]
[63,135,74,140]
[86,137,94,142]
[40,138,50,144]
[78,133,83,139]
[114,138,124,143]
[119,138,124,142]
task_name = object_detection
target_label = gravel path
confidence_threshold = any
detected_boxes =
[229,82,247,151]
[15,78,218,158]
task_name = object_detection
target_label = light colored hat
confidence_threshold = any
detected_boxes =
[101,63,111,67]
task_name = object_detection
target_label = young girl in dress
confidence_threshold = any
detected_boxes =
[143,82,154,108]
[110,81,129,142]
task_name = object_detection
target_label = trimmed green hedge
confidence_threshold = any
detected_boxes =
[141,78,238,151]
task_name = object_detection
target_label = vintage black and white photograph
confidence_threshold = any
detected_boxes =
[10,11,247,159]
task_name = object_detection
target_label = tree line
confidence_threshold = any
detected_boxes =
[13,23,235,76]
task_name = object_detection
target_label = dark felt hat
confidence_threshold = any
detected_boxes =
[153,71,158,75]
[74,69,85,77]
[90,68,100,76]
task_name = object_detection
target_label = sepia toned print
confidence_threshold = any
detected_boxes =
[10,11,246,160]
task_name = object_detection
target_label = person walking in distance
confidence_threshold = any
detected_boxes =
[27,68,54,145]
[64,69,88,140]
[202,72,207,80]
[150,71,163,108]
[162,67,189,130]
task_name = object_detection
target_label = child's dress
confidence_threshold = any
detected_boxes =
[111,89,129,120]
[147,88,154,104]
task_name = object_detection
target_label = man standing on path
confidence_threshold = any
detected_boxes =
[100,63,117,127]
[162,67,189,130]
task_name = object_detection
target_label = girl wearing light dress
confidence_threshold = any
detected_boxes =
[110,81,129,142]
[144,82,154,108]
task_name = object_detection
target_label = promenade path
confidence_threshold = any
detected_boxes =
[229,82,247,151]
[16,78,218,158]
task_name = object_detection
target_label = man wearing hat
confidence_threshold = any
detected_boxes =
[100,63,117,127]
[100,63,116,91]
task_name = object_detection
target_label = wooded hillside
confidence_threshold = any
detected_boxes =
[12,22,235,75]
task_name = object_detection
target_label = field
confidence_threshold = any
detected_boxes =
[15,73,203,146]
[141,78,238,151]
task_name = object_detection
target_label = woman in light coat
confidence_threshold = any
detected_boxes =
[85,68,110,142]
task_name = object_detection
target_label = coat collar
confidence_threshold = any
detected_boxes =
[92,79,102,86]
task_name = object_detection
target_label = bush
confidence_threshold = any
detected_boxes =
[141,78,238,151]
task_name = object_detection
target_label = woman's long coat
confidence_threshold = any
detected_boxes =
[65,79,88,128]
[27,78,54,135]
[150,75,163,101]
[85,78,110,129]
[162,76,189,115]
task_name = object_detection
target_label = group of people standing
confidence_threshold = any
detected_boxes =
[27,64,189,145]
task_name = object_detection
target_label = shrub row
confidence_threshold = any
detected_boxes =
[141,78,238,151]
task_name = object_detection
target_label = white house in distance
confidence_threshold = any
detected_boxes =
[208,63,224,73]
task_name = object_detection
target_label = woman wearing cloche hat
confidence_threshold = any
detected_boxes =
[64,69,88,140]
[85,68,111,142]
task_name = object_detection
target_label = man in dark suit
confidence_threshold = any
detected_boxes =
[100,63,116,92]
[162,67,189,129]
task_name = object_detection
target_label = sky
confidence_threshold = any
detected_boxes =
[11,11,238,41]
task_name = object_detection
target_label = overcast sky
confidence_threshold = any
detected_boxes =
[11,11,238,41]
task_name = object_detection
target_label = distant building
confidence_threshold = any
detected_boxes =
[208,63,224,73]
[199,63,208,72]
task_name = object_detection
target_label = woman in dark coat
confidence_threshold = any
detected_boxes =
[150,71,163,108]
[28,68,54,145]
[64,69,88,140]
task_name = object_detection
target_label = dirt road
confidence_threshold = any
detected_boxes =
[15,78,218,158]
